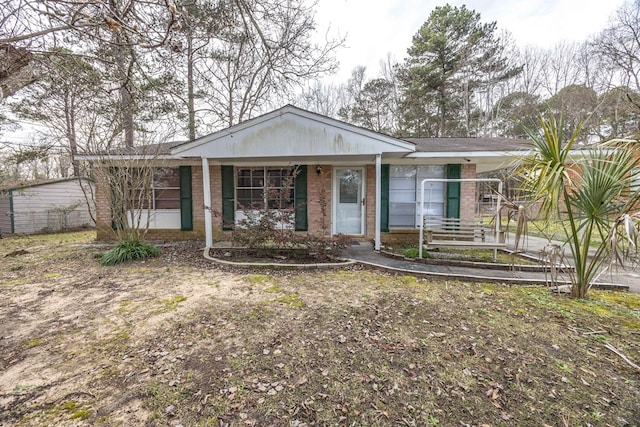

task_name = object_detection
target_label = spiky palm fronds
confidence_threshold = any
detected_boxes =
[517,114,640,298]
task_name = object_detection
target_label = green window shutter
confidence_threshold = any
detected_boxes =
[179,166,193,231]
[446,164,461,219]
[221,165,235,230]
[381,164,389,232]
[294,165,308,231]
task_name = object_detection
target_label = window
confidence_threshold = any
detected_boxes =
[131,167,180,210]
[389,165,445,228]
[236,167,294,210]
[152,168,180,209]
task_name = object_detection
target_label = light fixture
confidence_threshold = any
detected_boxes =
[316,165,322,175]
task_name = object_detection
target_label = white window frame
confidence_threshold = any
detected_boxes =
[234,166,296,229]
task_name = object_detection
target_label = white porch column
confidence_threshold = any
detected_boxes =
[201,157,213,248]
[375,153,382,251]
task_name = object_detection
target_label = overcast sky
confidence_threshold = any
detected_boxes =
[314,0,627,82]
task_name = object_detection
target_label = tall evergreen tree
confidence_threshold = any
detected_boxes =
[398,4,519,137]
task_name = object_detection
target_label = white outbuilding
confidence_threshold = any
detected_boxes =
[0,177,95,236]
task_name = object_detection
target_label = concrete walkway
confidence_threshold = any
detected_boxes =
[344,234,638,292]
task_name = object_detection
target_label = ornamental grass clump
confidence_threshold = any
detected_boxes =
[100,239,161,266]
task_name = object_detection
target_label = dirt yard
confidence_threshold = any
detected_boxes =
[1,231,639,426]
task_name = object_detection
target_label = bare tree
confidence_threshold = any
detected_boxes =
[594,0,640,94]
[297,81,345,117]
[162,0,343,134]
[539,41,583,97]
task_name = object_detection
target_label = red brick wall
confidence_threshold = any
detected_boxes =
[95,164,208,241]
[365,164,376,239]
[461,163,477,221]
[94,167,112,240]
[95,162,474,243]
[307,165,333,236]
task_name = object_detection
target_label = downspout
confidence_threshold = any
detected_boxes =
[201,158,213,248]
[375,154,381,251]
[9,190,15,234]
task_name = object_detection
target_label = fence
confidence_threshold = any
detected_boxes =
[6,208,94,234]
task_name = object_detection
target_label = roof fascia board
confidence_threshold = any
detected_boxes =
[75,155,178,161]
[405,149,613,159]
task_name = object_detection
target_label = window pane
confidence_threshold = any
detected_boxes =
[390,165,416,178]
[390,177,415,191]
[417,165,445,179]
[237,188,264,209]
[339,170,360,203]
[237,170,252,187]
[155,188,180,209]
[154,167,180,188]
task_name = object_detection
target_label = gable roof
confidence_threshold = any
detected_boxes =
[171,105,416,160]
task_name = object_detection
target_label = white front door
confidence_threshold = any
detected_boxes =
[334,167,365,235]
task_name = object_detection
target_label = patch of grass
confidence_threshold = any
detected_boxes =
[56,400,93,421]
[43,272,61,279]
[100,239,161,266]
[0,231,95,257]
[1,278,30,287]
[147,380,197,421]
[127,267,151,274]
[245,274,271,285]
[117,300,138,315]
[264,283,283,293]
[158,295,187,312]
[23,337,43,348]
[557,361,575,374]
[94,328,132,354]
[592,290,640,309]
[274,293,304,308]
[12,384,32,394]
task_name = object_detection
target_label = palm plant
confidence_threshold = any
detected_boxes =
[518,114,640,298]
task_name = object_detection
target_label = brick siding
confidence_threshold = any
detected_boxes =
[306,165,332,236]
[95,162,477,243]
[365,165,376,240]
[461,163,477,221]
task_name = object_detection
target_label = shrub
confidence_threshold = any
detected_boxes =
[303,233,351,260]
[404,247,420,258]
[100,239,161,266]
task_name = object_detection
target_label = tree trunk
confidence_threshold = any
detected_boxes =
[118,57,135,148]
[438,88,446,137]
[187,29,196,141]
[110,0,135,148]
[64,93,80,176]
